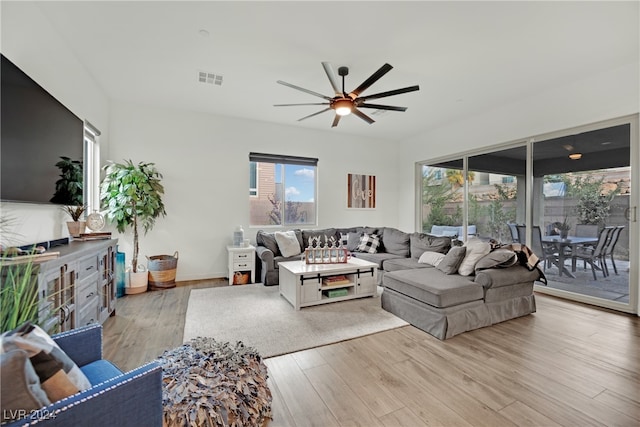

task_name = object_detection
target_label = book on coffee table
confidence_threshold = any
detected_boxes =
[322,275,351,286]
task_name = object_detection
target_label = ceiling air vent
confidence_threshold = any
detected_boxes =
[198,71,223,86]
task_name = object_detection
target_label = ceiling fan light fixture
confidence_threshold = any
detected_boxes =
[334,99,353,116]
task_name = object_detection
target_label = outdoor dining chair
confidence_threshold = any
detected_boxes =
[603,225,625,275]
[516,225,558,271]
[571,226,613,280]
[507,223,520,243]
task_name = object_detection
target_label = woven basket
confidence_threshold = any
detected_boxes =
[147,251,178,289]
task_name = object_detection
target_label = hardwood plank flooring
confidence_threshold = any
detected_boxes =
[103,284,640,426]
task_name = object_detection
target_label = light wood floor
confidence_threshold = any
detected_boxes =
[103,282,640,427]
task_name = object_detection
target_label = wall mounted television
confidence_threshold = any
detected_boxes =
[1,54,84,205]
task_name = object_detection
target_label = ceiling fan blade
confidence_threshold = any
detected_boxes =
[359,85,420,101]
[348,63,393,98]
[351,107,375,124]
[274,103,329,107]
[357,103,408,112]
[277,80,332,101]
[297,108,332,122]
[331,114,341,128]
[321,62,342,96]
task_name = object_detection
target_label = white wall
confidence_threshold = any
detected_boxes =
[0,1,110,245]
[396,61,640,231]
[108,102,399,280]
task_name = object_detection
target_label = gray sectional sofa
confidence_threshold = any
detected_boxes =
[255,226,541,339]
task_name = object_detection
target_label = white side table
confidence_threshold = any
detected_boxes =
[227,245,256,285]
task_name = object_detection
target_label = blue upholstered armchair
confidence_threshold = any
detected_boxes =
[4,324,162,427]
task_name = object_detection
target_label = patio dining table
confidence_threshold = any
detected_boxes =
[541,236,599,278]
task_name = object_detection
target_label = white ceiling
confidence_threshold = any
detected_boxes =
[35,1,639,141]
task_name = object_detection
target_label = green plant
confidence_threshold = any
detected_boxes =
[0,216,40,333]
[50,156,83,205]
[0,260,39,333]
[62,205,86,222]
[100,160,166,272]
[564,174,620,225]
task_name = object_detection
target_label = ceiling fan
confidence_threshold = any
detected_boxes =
[274,62,419,127]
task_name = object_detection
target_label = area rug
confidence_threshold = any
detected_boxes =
[183,284,408,358]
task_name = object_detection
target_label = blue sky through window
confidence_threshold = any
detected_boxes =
[276,164,315,202]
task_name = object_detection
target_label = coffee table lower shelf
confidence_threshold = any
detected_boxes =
[278,258,378,310]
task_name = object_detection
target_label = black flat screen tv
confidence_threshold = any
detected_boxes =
[1,54,84,204]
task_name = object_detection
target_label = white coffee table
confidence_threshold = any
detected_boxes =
[278,258,378,310]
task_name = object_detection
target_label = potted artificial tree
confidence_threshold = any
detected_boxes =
[100,160,166,294]
[51,156,86,237]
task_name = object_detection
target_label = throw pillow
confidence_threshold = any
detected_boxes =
[256,230,280,256]
[347,232,362,251]
[1,322,92,402]
[457,237,492,276]
[340,233,349,248]
[418,251,446,267]
[475,249,518,272]
[356,233,380,254]
[0,349,51,422]
[435,246,467,275]
[274,231,302,258]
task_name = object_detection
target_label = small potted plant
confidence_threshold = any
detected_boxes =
[552,216,572,239]
[100,160,166,294]
[63,205,86,237]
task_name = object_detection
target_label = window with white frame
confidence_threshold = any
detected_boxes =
[83,121,101,215]
[249,152,317,226]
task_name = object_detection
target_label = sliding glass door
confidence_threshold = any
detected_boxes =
[532,119,634,311]
[418,115,638,313]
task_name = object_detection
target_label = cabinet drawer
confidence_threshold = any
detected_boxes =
[233,261,254,270]
[77,280,99,304]
[232,251,253,262]
[78,255,99,281]
[77,297,99,327]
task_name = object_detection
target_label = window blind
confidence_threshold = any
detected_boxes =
[249,152,318,167]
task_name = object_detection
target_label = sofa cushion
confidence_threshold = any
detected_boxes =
[256,230,280,256]
[383,268,483,308]
[458,237,492,276]
[356,233,381,253]
[81,359,123,385]
[410,233,451,259]
[275,231,302,257]
[0,349,51,422]
[346,232,362,251]
[384,257,431,272]
[351,252,403,269]
[1,322,92,403]
[382,228,411,257]
[436,246,467,275]
[474,265,541,289]
[419,251,446,267]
